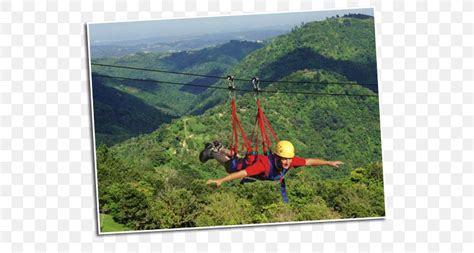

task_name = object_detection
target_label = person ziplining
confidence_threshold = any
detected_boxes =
[199,76,343,203]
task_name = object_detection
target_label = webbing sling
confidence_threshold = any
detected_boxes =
[229,84,278,162]
[230,98,252,155]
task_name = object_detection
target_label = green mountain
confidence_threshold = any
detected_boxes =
[190,15,378,115]
[94,15,384,232]
[91,40,263,146]
[91,76,176,146]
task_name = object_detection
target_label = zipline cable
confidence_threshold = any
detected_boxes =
[92,73,379,98]
[91,63,226,80]
[91,62,379,87]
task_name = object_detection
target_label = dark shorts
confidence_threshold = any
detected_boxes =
[224,158,245,174]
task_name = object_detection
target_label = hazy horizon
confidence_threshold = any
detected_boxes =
[88,8,373,45]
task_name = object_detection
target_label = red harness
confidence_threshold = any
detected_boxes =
[230,96,279,162]
[228,76,297,202]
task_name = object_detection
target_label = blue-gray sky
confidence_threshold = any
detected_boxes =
[88,8,373,44]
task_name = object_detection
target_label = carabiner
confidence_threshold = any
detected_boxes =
[252,77,261,92]
[227,75,235,90]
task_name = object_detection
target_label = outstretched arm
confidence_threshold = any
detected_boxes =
[305,158,343,168]
[207,169,248,187]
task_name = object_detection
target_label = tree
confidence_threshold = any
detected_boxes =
[148,188,199,229]
[195,192,253,226]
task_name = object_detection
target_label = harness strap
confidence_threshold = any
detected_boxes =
[256,99,271,153]
[280,177,289,203]
[231,98,252,154]
[267,152,290,203]
[261,109,279,143]
[230,99,238,154]
[249,116,259,156]
[229,153,258,174]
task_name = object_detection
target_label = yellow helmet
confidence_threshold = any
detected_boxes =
[274,140,295,158]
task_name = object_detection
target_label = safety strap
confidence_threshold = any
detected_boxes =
[230,98,252,155]
[268,152,290,203]
[279,170,289,203]
[248,115,260,158]
[254,99,279,154]
[261,108,279,143]
[256,99,270,153]
[230,99,238,154]
[229,77,278,157]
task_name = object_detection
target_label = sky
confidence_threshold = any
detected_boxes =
[88,8,373,44]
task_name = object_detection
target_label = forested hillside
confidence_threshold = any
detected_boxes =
[91,40,263,145]
[190,15,378,115]
[93,15,384,232]
[91,76,176,146]
[97,70,383,231]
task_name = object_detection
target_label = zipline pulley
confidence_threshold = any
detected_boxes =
[227,75,235,90]
[252,77,261,93]
[227,75,236,99]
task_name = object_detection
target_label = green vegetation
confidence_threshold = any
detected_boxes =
[91,40,263,146]
[100,214,131,232]
[190,16,378,114]
[98,139,383,230]
[93,16,384,231]
[96,69,384,230]
[92,77,176,146]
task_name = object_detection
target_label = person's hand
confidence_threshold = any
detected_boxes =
[329,161,344,168]
[207,179,222,187]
